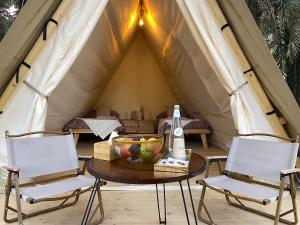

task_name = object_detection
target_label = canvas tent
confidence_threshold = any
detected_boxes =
[0,0,300,169]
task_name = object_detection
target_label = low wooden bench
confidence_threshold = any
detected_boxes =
[71,128,92,145]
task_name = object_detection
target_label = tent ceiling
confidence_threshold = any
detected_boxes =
[46,0,235,148]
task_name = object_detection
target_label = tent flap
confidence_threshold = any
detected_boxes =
[217,0,300,136]
[0,0,62,96]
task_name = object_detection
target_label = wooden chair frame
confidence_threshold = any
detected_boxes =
[197,133,300,225]
[3,131,105,225]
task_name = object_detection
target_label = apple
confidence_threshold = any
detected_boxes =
[140,144,152,162]
[120,144,131,159]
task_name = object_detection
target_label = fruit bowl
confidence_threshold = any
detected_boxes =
[112,134,165,163]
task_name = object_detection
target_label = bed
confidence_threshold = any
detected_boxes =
[63,110,125,144]
[156,110,212,149]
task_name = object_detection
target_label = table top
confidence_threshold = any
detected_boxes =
[87,152,206,184]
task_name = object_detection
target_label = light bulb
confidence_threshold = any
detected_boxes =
[138,17,144,27]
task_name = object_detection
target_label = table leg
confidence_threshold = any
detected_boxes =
[156,184,166,224]
[81,178,99,225]
[179,180,198,225]
[187,179,198,225]
[179,181,190,225]
[200,134,208,149]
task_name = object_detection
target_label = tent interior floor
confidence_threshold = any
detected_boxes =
[0,140,299,225]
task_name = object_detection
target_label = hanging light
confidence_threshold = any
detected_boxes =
[138,17,144,27]
[138,0,145,27]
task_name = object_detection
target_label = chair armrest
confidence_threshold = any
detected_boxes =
[280,168,300,176]
[206,155,228,163]
[2,165,20,173]
[78,155,93,161]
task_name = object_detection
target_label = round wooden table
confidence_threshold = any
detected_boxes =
[81,152,206,225]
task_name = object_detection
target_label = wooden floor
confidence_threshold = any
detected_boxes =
[0,140,299,225]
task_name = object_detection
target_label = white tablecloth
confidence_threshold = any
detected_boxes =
[80,118,122,139]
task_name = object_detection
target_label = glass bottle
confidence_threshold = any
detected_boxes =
[168,105,186,160]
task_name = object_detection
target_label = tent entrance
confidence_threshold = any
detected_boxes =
[0,0,298,164]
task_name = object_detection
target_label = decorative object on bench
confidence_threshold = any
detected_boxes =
[3,131,105,225]
[122,119,155,134]
[196,133,299,225]
[131,110,139,120]
[112,134,165,164]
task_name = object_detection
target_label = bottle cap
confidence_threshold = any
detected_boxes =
[174,105,180,109]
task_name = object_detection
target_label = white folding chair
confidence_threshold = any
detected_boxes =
[197,133,300,225]
[3,131,104,225]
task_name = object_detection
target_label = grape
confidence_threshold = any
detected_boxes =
[132,136,140,141]
[129,144,140,160]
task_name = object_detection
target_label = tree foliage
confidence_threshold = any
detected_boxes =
[246,0,300,105]
[0,0,24,41]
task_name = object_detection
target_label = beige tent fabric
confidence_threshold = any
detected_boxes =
[0,0,62,96]
[176,0,276,137]
[46,0,139,130]
[0,0,109,164]
[96,33,177,119]
[217,0,300,136]
[142,0,235,148]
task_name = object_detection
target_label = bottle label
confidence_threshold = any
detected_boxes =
[173,138,186,160]
[174,127,183,136]
[173,109,180,118]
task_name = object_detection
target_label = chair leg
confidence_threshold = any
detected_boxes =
[289,174,298,224]
[87,180,104,225]
[3,172,12,223]
[197,184,215,224]
[274,179,285,225]
[13,173,24,225]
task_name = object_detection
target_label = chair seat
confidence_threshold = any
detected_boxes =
[14,175,95,203]
[204,175,290,203]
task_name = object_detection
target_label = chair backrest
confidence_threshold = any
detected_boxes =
[225,137,299,183]
[6,133,79,179]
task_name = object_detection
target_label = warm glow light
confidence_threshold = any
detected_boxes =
[128,13,138,29]
[146,13,157,29]
[138,17,144,27]
[162,33,172,56]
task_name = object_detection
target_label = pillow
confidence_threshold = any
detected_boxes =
[110,110,120,119]
[156,111,168,119]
